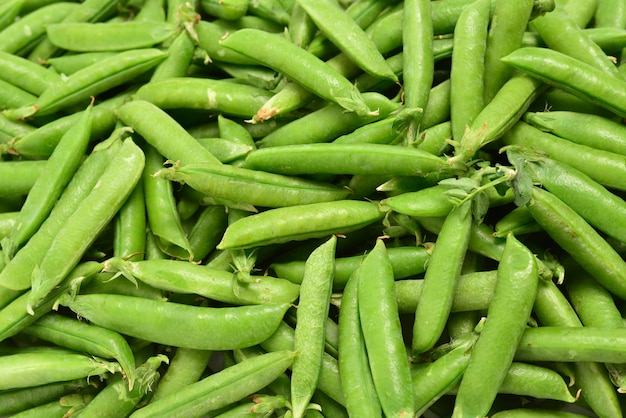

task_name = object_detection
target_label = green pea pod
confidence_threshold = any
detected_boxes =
[27,138,144,312]
[0,2,79,55]
[143,145,193,260]
[2,102,92,260]
[61,293,290,351]
[0,351,120,391]
[22,313,136,390]
[0,378,91,416]
[244,143,453,176]
[113,182,146,262]
[453,234,538,418]
[527,186,626,300]
[116,99,222,166]
[524,154,626,243]
[291,236,336,418]
[4,49,167,120]
[219,28,373,116]
[379,184,455,217]
[494,206,542,238]
[0,135,121,290]
[412,337,475,416]
[497,362,576,403]
[129,350,296,418]
[46,52,118,76]
[103,258,300,305]
[0,80,37,111]
[297,0,397,82]
[201,0,248,20]
[217,200,384,250]
[271,245,430,289]
[74,355,167,418]
[338,270,381,418]
[156,162,351,209]
[490,409,589,418]
[524,110,626,156]
[413,200,472,354]
[46,21,177,51]
[358,239,415,418]
[0,51,61,96]
[0,0,23,32]
[151,348,213,402]
[501,47,626,118]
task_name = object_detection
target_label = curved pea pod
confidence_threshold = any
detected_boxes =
[501,47,626,118]
[155,162,351,209]
[27,138,145,313]
[271,245,430,289]
[338,271,381,417]
[103,258,300,305]
[0,351,120,391]
[257,92,402,148]
[129,350,296,418]
[195,20,263,65]
[21,313,136,390]
[358,239,415,417]
[219,28,373,116]
[134,77,274,118]
[116,100,221,166]
[412,337,474,416]
[0,0,23,32]
[196,138,253,163]
[60,294,290,351]
[244,143,454,177]
[502,121,626,192]
[494,206,542,238]
[524,110,626,156]
[4,49,167,120]
[46,52,119,75]
[453,234,538,418]
[524,154,626,243]
[201,0,248,19]
[497,362,576,403]
[0,2,79,55]
[0,51,61,96]
[46,21,177,52]
[75,354,167,418]
[527,186,626,300]
[217,200,385,250]
[0,378,91,416]
[490,409,589,418]
[379,184,455,217]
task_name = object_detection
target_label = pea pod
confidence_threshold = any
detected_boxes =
[359,239,415,418]
[4,49,167,120]
[61,293,290,351]
[453,234,538,418]
[219,28,373,116]
[155,161,351,209]
[46,21,177,51]
[291,236,336,418]
[28,138,145,313]
[129,350,296,418]
[244,143,453,176]
[217,200,384,250]
[103,257,300,305]
[151,348,213,402]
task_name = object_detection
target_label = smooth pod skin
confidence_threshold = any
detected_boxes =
[27,138,145,313]
[291,236,336,418]
[46,21,177,51]
[151,348,213,402]
[61,293,290,351]
[450,0,489,141]
[501,47,626,118]
[524,110,626,156]
[117,100,221,166]
[0,161,46,197]
[244,143,453,176]
[22,313,136,390]
[453,234,538,418]
[271,245,430,289]
[113,182,146,262]
[297,0,397,82]
[134,77,274,118]
[497,362,576,403]
[502,121,626,192]
[379,184,455,218]
[527,187,626,300]
[338,270,381,417]
[155,162,351,209]
[358,239,415,418]
[0,378,90,416]
[103,258,300,305]
[413,200,472,354]
[217,200,385,250]
[129,351,296,418]
[0,51,61,96]
[524,154,626,243]
[219,28,373,116]
[0,351,119,390]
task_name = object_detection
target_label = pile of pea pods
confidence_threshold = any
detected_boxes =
[4,0,626,416]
